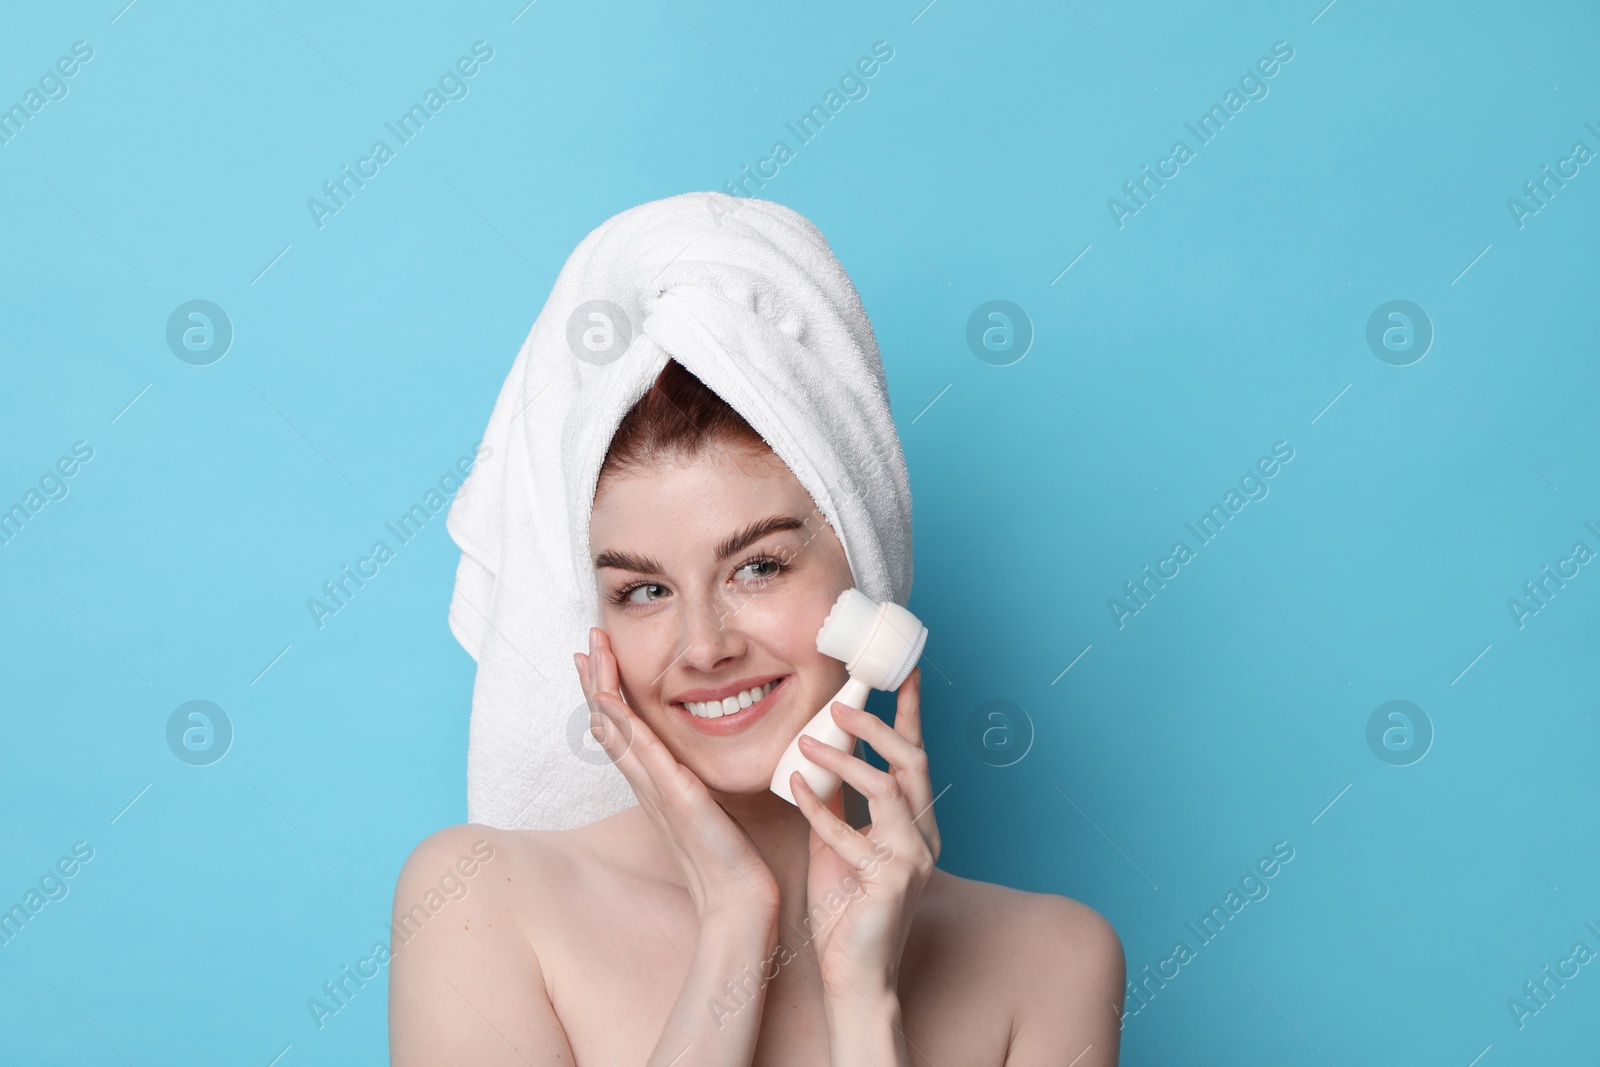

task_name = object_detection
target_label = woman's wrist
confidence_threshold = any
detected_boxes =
[822,978,909,1066]
[644,906,781,1067]
[699,907,783,1000]
[700,902,780,948]
[698,871,782,929]
[821,959,897,1002]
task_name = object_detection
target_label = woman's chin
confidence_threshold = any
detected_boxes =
[696,770,782,798]
[668,710,821,799]
[685,755,791,799]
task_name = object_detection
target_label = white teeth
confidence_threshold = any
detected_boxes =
[682,679,777,719]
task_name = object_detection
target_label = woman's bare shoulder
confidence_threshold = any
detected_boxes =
[389,819,633,1065]
[397,822,535,889]
[921,870,1120,959]
[393,814,623,908]
[390,823,547,949]
[393,808,650,925]
[916,870,1125,1064]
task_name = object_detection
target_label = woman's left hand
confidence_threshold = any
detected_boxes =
[789,666,941,998]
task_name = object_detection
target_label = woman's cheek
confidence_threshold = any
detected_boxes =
[741,577,821,635]
[610,629,666,704]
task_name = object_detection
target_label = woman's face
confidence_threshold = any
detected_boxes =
[589,447,854,795]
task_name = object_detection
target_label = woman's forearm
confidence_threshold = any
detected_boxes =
[648,909,780,1067]
[823,978,912,1067]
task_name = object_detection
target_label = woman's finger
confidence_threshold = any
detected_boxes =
[574,650,608,746]
[575,649,593,703]
[828,702,937,844]
[574,644,662,796]
[790,770,876,871]
[593,627,623,696]
[582,632,646,764]
[585,681,641,771]
[894,666,924,749]
[829,703,927,788]
[800,718,936,865]
[575,650,629,759]
[798,729,896,801]
[887,668,941,860]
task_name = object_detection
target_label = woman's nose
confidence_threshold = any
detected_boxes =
[675,594,745,672]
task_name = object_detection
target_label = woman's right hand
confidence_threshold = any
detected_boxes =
[575,625,780,924]
[578,626,782,1066]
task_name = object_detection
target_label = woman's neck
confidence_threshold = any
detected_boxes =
[711,787,849,932]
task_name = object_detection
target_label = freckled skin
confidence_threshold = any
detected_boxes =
[587,449,859,796]
[389,448,1126,1065]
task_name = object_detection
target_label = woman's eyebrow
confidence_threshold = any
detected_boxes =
[593,514,808,574]
[593,548,666,574]
[714,514,809,561]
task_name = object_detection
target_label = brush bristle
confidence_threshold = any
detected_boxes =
[816,588,879,662]
[884,624,928,689]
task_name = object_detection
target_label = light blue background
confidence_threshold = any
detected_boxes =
[2,0,1596,1063]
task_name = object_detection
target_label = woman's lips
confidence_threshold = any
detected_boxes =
[675,675,789,735]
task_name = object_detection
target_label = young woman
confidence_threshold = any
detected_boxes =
[389,359,1125,1064]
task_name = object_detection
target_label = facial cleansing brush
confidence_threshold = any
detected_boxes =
[769,588,929,805]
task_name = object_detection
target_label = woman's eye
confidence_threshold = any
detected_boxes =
[624,583,666,604]
[736,558,781,581]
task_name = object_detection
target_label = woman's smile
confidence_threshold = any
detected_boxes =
[670,673,791,735]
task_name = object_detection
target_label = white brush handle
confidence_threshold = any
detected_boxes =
[769,676,871,805]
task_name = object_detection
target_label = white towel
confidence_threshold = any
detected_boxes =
[445,190,915,831]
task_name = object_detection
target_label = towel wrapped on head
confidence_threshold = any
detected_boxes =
[446,190,914,831]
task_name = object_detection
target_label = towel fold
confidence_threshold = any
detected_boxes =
[446,190,913,831]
